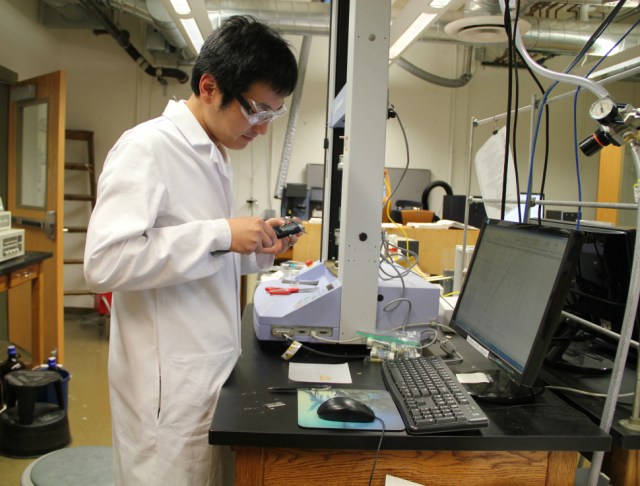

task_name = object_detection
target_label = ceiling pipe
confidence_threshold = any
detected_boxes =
[78,0,190,83]
[45,1,640,64]
[395,45,474,87]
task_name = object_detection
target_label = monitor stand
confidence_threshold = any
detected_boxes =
[545,335,614,375]
[464,370,545,405]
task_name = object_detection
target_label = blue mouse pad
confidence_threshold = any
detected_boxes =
[297,388,405,431]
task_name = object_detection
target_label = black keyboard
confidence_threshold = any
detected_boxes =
[382,355,489,434]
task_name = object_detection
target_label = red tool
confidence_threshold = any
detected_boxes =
[265,287,316,295]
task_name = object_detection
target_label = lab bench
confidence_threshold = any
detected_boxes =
[209,305,610,485]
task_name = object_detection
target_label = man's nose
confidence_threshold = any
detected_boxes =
[252,121,269,135]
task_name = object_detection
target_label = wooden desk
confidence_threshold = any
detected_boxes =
[0,252,52,366]
[210,306,611,486]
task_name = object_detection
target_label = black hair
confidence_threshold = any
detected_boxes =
[190,15,298,107]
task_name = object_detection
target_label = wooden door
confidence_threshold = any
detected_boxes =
[7,71,66,363]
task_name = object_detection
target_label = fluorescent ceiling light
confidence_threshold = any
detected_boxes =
[181,17,205,53]
[389,12,437,59]
[430,0,451,8]
[170,0,191,15]
[188,0,213,40]
[162,0,210,56]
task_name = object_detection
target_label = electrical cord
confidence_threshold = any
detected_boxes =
[379,105,424,329]
[501,2,515,220]
[368,417,386,486]
[545,385,634,399]
[382,298,412,330]
[418,328,438,348]
[282,334,368,359]
[383,105,411,210]
[380,238,419,277]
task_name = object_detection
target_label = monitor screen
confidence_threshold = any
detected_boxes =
[449,220,583,387]
[504,193,544,222]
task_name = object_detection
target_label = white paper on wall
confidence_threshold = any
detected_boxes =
[474,126,518,220]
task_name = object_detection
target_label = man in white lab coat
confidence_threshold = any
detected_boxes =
[84,15,299,485]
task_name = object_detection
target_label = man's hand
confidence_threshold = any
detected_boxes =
[226,217,302,255]
[227,217,279,254]
[258,217,302,254]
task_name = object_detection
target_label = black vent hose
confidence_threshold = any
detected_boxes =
[78,0,189,84]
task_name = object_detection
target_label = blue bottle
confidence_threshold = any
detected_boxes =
[0,345,26,405]
[47,356,58,371]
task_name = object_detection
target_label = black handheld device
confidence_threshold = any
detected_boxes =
[274,221,304,239]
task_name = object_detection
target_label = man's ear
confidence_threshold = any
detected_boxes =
[199,73,218,102]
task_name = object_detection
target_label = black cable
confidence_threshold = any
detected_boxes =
[501,3,515,220]
[283,335,369,360]
[511,1,523,222]
[368,417,386,486]
[384,105,411,212]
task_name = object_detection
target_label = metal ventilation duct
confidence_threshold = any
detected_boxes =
[42,0,640,59]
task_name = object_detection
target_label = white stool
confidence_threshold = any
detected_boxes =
[21,446,113,486]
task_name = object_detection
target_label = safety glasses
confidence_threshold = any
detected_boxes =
[235,93,287,125]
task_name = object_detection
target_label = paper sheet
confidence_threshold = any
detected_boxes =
[288,362,352,384]
[474,126,518,219]
[385,475,424,486]
[456,372,492,384]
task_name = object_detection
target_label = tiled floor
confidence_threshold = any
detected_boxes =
[0,310,111,484]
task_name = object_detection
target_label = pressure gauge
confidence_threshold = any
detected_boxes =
[589,97,617,123]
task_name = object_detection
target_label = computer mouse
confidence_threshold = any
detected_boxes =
[316,396,376,423]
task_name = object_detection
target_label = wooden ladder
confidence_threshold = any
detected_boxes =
[63,129,96,299]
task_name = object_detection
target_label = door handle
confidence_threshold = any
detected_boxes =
[12,210,56,241]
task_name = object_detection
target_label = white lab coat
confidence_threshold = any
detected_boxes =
[84,100,273,485]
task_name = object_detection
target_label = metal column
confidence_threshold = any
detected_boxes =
[336,0,391,340]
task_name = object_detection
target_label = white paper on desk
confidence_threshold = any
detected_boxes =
[456,372,491,384]
[407,219,475,230]
[385,475,424,486]
[474,126,518,220]
[288,362,352,384]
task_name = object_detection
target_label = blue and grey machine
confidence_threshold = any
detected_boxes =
[253,261,440,343]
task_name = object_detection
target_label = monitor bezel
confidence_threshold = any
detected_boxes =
[448,219,584,387]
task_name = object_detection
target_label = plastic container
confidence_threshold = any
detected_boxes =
[36,356,71,410]
[280,261,304,284]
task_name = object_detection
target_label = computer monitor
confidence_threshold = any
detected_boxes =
[448,219,584,403]
[542,220,638,373]
[504,193,544,222]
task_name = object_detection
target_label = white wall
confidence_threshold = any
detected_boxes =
[2,0,638,307]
